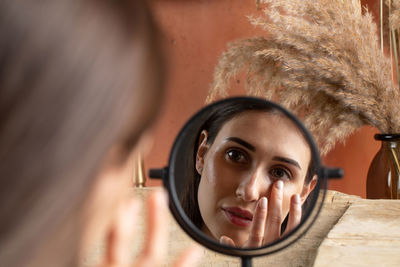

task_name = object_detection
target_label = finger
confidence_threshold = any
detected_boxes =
[135,190,168,266]
[173,246,202,267]
[245,197,268,248]
[219,235,236,247]
[105,197,140,266]
[264,180,283,244]
[284,194,302,236]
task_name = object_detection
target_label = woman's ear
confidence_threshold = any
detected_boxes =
[196,130,209,175]
[299,175,317,204]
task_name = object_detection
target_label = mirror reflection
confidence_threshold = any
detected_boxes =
[175,99,318,248]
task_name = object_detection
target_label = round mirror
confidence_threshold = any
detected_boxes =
[149,97,342,265]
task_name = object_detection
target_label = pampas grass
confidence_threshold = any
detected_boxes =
[208,0,400,155]
[389,0,400,30]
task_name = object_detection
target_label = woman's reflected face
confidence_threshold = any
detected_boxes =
[196,111,313,246]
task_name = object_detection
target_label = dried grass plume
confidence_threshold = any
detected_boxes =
[208,0,400,155]
[389,0,400,30]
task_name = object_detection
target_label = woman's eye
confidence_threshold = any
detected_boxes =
[270,167,292,180]
[226,149,248,164]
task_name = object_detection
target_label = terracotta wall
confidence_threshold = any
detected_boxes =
[144,0,383,199]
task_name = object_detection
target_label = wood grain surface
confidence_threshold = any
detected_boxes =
[82,188,400,266]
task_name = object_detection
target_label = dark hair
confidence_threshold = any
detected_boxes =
[180,99,316,229]
[0,1,163,266]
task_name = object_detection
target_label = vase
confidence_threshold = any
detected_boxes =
[366,134,400,199]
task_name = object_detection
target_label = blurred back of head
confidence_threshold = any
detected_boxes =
[0,0,163,266]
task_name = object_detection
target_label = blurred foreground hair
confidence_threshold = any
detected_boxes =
[0,1,163,266]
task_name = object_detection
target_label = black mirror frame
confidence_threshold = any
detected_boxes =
[150,97,342,259]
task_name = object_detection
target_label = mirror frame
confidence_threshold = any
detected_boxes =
[150,97,339,258]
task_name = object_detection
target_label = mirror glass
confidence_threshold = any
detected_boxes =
[152,97,334,258]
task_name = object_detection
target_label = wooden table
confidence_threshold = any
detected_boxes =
[314,199,400,267]
[81,188,400,266]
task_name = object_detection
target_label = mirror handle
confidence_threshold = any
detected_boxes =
[148,167,168,180]
[323,167,344,179]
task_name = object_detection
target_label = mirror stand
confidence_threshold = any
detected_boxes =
[241,257,252,267]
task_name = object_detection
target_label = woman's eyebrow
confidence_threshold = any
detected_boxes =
[273,156,301,170]
[225,137,301,170]
[225,137,255,151]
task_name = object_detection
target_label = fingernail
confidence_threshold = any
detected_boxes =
[294,194,301,204]
[129,200,140,225]
[161,189,169,204]
[119,198,140,224]
[219,236,227,245]
[129,197,140,214]
[187,246,203,263]
[153,189,168,206]
[275,180,283,190]
[260,197,268,209]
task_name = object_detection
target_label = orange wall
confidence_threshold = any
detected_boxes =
[145,0,383,199]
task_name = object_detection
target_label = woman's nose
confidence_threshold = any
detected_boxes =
[235,168,269,202]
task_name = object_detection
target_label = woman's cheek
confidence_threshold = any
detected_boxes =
[207,152,228,185]
[203,155,218,187]
[209,154,240,198]
[282,183,298,214]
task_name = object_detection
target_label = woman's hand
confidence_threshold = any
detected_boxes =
[219,180,302,248]
[101,190,202,267]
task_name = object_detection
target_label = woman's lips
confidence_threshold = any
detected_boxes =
[222,207,253,227]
